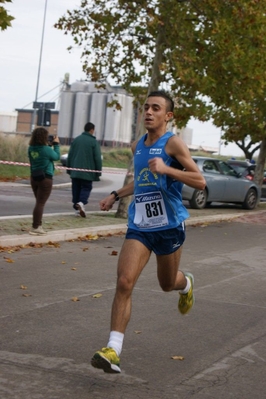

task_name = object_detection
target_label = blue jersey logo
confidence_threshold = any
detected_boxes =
[149,148,162,155]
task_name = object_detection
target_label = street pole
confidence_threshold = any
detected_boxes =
[31,0,48,132]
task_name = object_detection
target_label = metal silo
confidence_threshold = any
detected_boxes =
[71,81,89,92]
[57,91,76,142]
[89,92,107,142]
[103,93,123,146]
[72,92,91,139]
[119,94,133,144]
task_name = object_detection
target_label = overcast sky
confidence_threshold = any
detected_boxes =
[0,0,254,157]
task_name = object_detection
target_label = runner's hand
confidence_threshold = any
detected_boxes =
[148,157,167,174]
[100,195,115,211]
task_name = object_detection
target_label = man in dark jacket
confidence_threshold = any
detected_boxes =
[67,122,102,217]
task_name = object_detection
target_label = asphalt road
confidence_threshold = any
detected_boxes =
[0,170,126,217]
[0,215,266,398]
[1,169,265,218]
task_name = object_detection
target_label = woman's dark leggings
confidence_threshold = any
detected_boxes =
[30,177,53,228]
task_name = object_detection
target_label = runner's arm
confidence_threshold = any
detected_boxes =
[100,181,134,211]
[148,136,206,190]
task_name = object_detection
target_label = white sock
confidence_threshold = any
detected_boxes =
[179,276,191,294]
[107,331,124,357]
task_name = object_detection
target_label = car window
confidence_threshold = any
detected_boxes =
[218,161,237,176]
[202,160,220,174]
[229,164,246,174]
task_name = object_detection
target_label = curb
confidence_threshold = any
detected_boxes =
[0,213,245,248]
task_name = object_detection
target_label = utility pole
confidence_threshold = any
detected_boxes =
[30,0,48,132]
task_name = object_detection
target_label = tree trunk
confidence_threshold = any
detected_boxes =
[148,24,164,93]
[115,26,164,219]
[115,158,134,218]
[253,137,266,187]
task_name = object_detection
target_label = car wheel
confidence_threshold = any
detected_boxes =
[189,189,207,209]
[242,188,258,210]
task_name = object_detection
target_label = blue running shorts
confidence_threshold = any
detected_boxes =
[125,223,186,255]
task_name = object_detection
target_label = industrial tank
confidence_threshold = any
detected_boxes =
[103,93,123,145]
[89,93,107,141]
[72,92,91,139]
[181,127,193,145]
[57,91,76,142]
[0,112,17,132]
[118,94,133,144]
[71,81,90,92]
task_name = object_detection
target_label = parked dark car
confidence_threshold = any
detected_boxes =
[182,157,261,209]
[227,159,266,198]
[226,160,255,180]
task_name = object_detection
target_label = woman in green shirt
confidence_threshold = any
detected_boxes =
[28,127,60,235]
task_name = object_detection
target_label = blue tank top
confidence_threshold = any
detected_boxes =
[128,131,189,231]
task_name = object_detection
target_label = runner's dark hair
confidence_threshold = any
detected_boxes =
[148,90,174,112]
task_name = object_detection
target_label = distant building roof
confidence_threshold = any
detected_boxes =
[188,144,218,154]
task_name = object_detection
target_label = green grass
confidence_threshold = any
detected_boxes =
[101,148,132,168]
[0,165,30,181]
[0,212,127,236]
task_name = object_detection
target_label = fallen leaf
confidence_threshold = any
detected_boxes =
[22,293,32,297]
[5,258,14,263]
[110,250,118,256]
[47,241,60,248]
[20,285,27,290]
[82,247,89,252]
[71,267,77,271]
[61,261,66,264]
[171,356,184,361]
[90,235,99,240]
[71,297,80,302]
[78,234,99,241]
[134,330,142,334]
[92,293,102,298]
[28,242,43,248]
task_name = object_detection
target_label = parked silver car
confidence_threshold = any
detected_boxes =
[60,153,68,166]
[182,156,260,209]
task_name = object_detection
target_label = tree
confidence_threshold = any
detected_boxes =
[213,108,263,161]
[0,0,14,30]
[168,0,266,183]
[55,0,266,190]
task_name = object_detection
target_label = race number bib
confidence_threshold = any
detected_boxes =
[133,191,169,229]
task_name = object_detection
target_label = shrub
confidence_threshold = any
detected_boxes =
[0,133,29,162]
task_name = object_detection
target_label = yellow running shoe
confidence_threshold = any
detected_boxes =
[91,347,121,373]
[178,272,194,315]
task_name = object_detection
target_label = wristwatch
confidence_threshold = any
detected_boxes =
[110,191,120,201]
